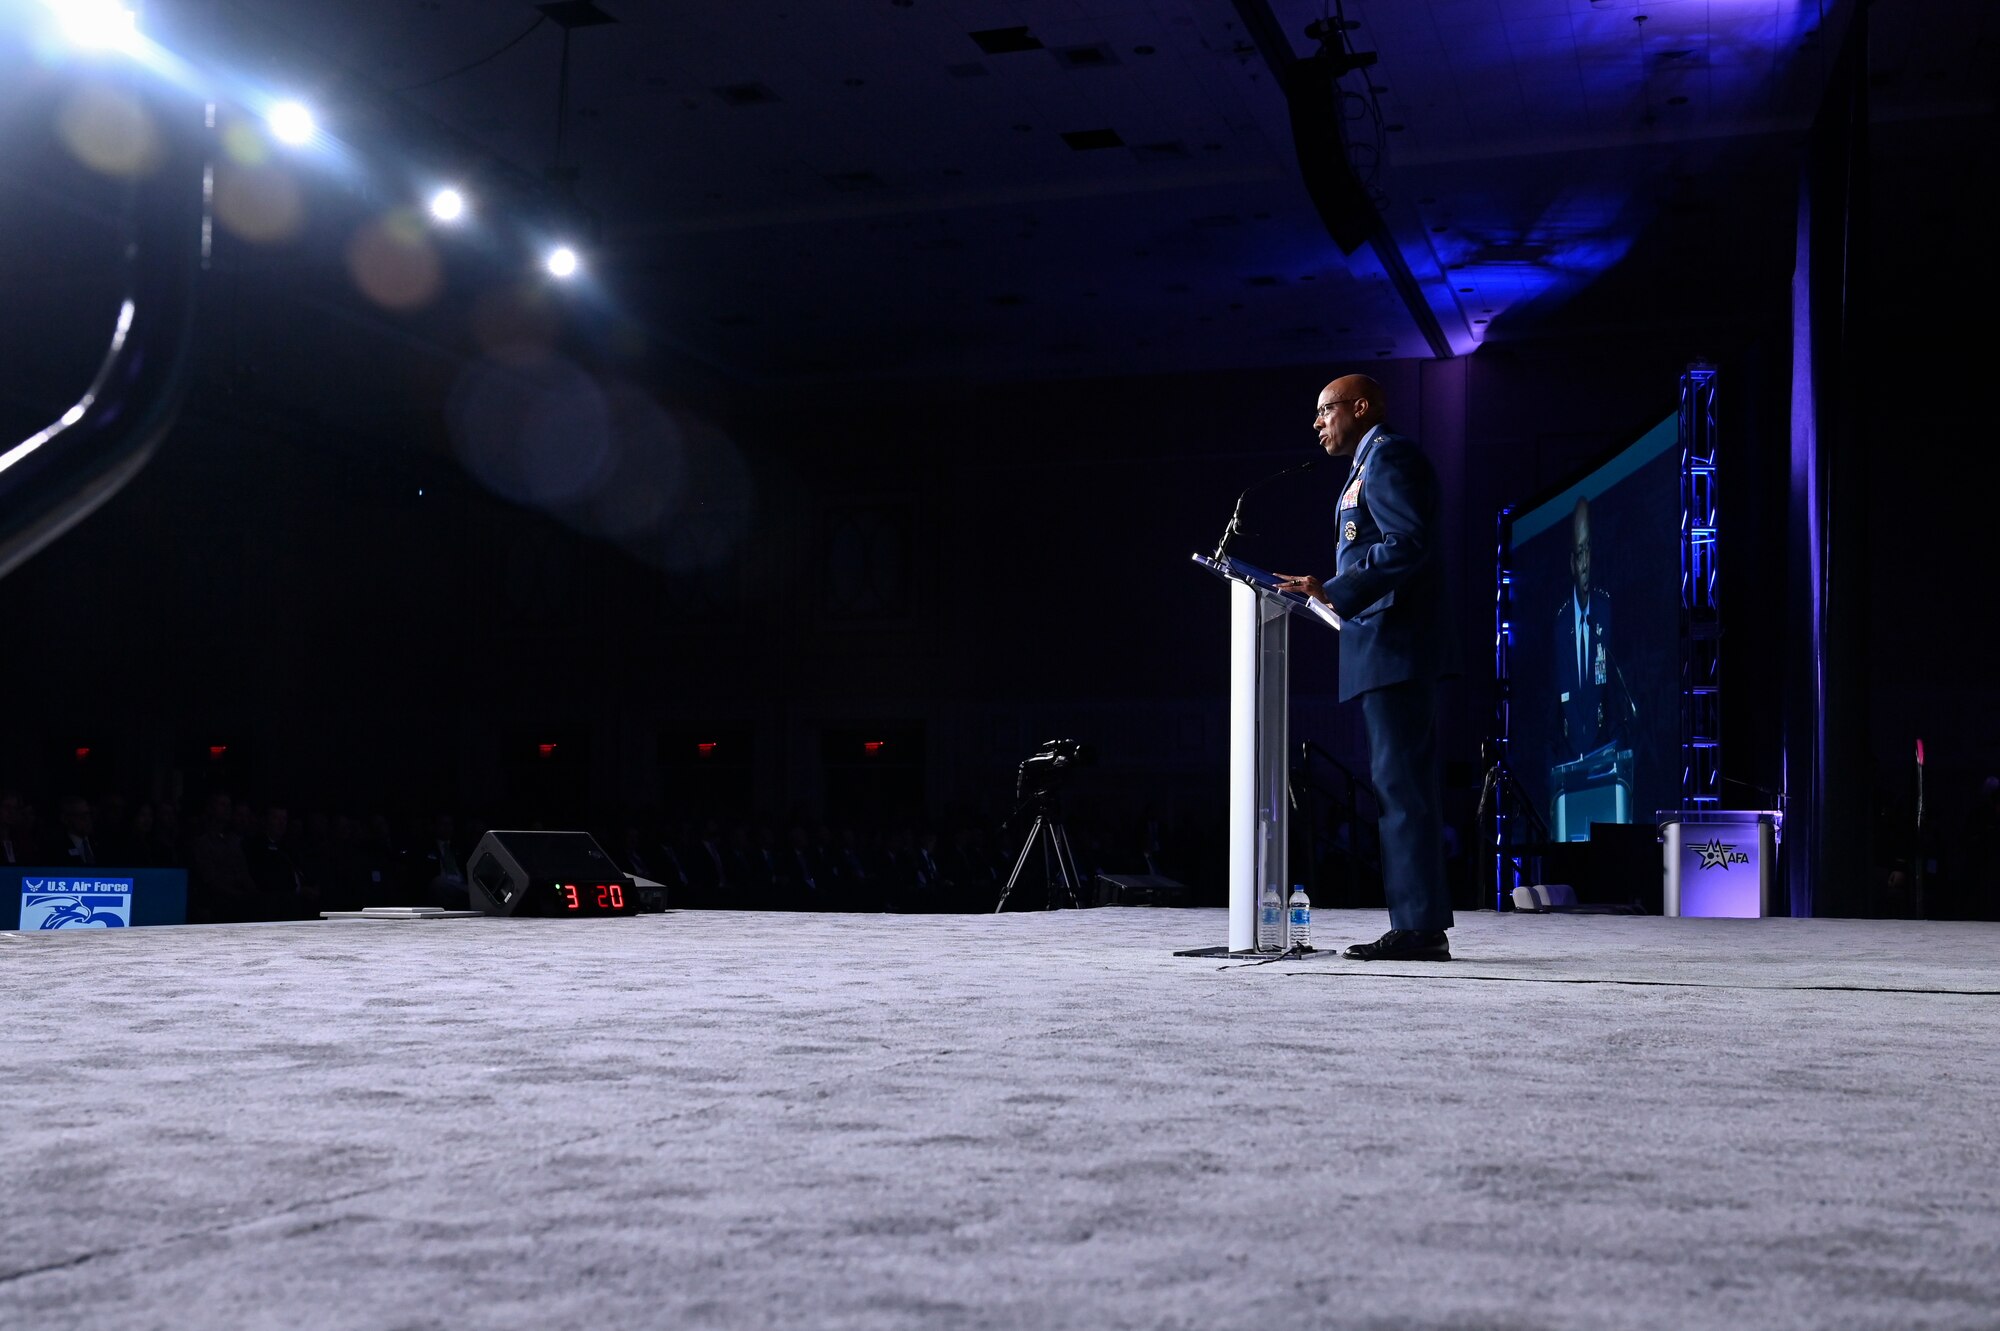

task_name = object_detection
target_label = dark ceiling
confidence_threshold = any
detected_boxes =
[256,0,1988,383]
[4,0,1994,390]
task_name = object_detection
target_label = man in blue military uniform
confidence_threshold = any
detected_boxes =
[1276,374,1457,961]
[1551,496,1631,765]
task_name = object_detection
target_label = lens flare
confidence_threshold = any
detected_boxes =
[56,83,162,176]
[213,162,305,242]
[347,213,443,310]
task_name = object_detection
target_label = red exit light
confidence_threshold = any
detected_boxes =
[207,745,228,760]
[537,743,558,757]
[863,740,885,755]
[696,741,718,757]
[73,747,92,761]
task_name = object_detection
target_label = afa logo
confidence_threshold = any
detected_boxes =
[1693,839,1751,871]
[19,878,134,929]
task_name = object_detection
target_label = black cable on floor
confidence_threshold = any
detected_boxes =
[1219,946,1319,969]
[1279,970,2000,997]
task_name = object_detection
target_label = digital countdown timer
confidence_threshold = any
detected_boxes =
[467,830,643,918]
[551,881,628,914]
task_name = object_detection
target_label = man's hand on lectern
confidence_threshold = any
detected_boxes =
[1273,573,1330,606]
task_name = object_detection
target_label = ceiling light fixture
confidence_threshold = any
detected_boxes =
[266,100,316,146]
[45,0,140,52]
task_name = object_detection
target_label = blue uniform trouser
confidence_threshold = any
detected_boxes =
[1360,676,1453,932]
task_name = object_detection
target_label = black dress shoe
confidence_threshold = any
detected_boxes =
[1344,929,1451,962]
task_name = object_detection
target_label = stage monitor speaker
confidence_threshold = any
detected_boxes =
[468,829,638,918]
[1284,63,1382,255]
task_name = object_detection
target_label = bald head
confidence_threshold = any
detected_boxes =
[1313,374,1388,457]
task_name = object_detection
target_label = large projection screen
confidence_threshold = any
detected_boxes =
[1506,414,1681,840]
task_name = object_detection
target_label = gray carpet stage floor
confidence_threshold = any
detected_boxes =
[5,909,2000,1330]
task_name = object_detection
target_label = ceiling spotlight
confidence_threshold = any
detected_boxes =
[545,245,579,278]
[428,188,467,223]
[47,0,140,52]
[266,101,316,146]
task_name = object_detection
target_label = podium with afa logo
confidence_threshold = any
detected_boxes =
[1659,811,1779,918]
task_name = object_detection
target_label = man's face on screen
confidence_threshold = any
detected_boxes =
[1570,504,1593,599]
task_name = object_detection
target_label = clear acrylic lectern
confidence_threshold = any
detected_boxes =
[1185,553,1341,954]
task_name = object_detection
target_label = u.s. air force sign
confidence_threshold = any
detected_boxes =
[19,878,134,929]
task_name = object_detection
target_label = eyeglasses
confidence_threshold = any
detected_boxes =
[1314,398,1361,420]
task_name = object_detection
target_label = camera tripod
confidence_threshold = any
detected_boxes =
[993,792,1084,912]
[1477,756,1550,911]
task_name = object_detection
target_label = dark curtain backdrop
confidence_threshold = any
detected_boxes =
[1786,3,1869,919]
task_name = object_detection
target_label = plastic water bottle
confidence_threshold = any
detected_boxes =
[1259,882,1284,952]
[1287,883,1312,951]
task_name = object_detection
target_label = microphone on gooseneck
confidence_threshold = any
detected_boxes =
[1212,453,1319,560]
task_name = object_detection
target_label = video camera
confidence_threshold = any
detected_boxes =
[1015,738,1094,802]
